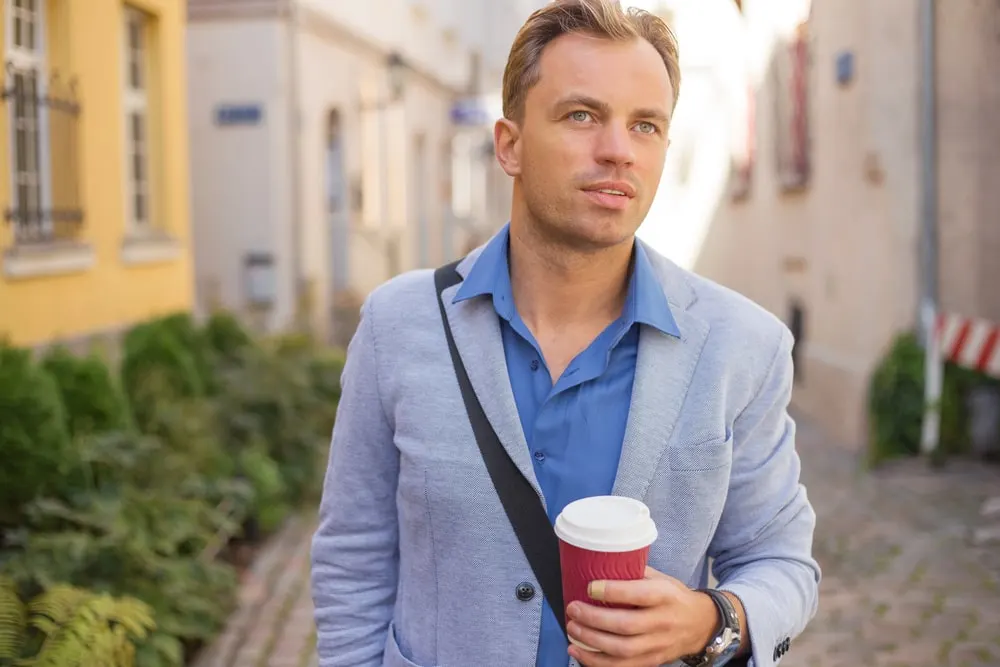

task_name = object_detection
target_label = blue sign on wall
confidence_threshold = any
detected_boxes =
[215,104,263,126]
[450,98,490,126]
[836,51,854,85]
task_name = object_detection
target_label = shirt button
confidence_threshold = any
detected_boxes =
[533,451,545,462]
[515,582,536,601]
[530,359,540,371]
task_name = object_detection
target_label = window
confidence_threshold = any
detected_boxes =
[4,0,51,241]
[729,86,755,201]
[773,23,811,191]
[122,6,152,230]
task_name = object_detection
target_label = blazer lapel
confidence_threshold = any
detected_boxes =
[440,281,546,506]
[612,249,711,500]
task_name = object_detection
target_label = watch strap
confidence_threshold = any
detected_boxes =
[680,589,741,667]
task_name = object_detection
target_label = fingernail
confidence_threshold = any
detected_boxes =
[588,580,605,601]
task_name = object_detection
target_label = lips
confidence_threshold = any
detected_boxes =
[583,181,636,198]
[581,181,635,211]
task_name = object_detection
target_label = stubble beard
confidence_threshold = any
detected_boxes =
[522,189,637,259]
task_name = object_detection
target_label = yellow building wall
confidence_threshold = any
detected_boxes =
[0,0,193,347]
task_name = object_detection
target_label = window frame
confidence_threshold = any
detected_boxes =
[5,0,54,242]
[121,4,153,231]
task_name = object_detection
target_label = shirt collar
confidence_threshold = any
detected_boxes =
[453,223,680,338]
[628,241,680,337]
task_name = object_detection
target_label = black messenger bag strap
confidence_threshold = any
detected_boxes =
[433,261,567,638]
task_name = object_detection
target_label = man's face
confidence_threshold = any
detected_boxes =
[497,32,674,251]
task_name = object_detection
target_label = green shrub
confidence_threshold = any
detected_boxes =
[0,576,155,667]
[238,441,290,535]
[216,342,330,507]
[155,313,215,393]
[121,318,205,432]
[202,311,253,368]
[866,331,984,466]
[0,342,72,524]
[265,334,344,437]
[308,348,346,436]
[142,398,238,487]
[0,430,248,667]
[41,346,130,438]
[266,332,315,357]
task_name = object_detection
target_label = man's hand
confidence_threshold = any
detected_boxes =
[565,567,720,667]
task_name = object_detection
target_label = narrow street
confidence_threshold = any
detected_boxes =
[195,412,1000,667]
[191,515,319,667]
[790,416,1000,667]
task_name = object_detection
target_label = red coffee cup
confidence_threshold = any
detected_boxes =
[554,495,658,652]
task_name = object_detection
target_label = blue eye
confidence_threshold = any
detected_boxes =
[635,122,658,134]
[569,111,591,122]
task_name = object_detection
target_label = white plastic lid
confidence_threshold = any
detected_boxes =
[554,496,658,552]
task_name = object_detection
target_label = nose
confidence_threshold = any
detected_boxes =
[594,122,635,167]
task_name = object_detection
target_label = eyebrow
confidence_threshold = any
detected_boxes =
[553,94,670,124]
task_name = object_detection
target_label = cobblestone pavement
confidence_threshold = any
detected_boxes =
[191,515,319,667]
[195,413,1000,667]
[790,415,1000,667]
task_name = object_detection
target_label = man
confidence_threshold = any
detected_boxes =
[310,1,820,665]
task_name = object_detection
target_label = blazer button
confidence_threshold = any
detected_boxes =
[515,582,536,601]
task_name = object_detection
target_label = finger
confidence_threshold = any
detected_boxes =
[567,602,661,636]
[568,643,666,667]
[587,578,676,607]
[644,566,669,580]
[567,619,659,658]
[568,644,605,667]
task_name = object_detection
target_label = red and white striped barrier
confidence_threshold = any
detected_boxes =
[936,312,1000,378]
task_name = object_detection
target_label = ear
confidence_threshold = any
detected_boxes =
[494,117,522,177]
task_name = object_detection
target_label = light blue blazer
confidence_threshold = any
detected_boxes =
[310,235,820,667]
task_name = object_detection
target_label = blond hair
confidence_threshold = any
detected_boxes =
[502,0,681,122]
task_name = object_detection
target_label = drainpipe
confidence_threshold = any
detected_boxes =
[287,0,305,333]
[918,0,941,455]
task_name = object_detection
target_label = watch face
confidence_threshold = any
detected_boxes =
[713,630,742,667]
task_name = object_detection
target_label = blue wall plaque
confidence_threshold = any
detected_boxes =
[215,104,263,126]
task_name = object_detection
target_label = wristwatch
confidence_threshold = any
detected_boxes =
[680,589,742,667]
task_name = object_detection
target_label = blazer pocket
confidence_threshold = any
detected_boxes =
[384,620,439,667]
[667,433,733,471]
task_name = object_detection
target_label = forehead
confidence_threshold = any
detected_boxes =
[529,32,673,113]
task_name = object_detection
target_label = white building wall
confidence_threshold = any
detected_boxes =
[186,17,296,333]
[187,0,549,342]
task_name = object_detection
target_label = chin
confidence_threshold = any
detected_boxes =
[526,198,642,251]
[561,218,637,251]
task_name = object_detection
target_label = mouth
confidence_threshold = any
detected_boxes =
[581,181,635,210]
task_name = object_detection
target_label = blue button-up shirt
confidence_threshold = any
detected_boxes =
[454,224,680,666]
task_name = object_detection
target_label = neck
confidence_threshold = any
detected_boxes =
[507,217,634,334]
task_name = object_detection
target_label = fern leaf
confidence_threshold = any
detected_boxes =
[25,585,89,638]
[27,585,156,667]
[0,577,26,660]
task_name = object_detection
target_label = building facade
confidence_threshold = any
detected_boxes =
[0,0,195,348]
[186,0,545,344]
[643,0,1000,446]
